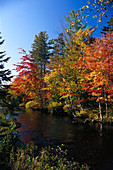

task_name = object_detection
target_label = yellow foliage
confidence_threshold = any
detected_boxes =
[25,100,40,109]
[86,5,89,8]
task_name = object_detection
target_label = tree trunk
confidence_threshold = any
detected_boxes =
[99,122,103,137]
[99,97,102,121]
[104,92,108,116]
[105,102,108,116]
[44,63,46,75]
[41,64,42,78]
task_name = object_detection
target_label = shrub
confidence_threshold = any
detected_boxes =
[48,101,63,114]
[25,100,40,109]
[9,143,89,170]
[0,117,18,168]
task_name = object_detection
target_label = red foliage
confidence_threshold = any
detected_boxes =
[11,49,47,102]
[61,92,70,96]
[78,32,113,102]
[76,100,85,103]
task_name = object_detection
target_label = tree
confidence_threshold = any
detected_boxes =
[44,8,95,115]
[48,33,65,71]
[62,9,91,47]
[0,33,12,104]
[49,9,92,71]
[64,9,88,38]
[45,28,95,115]
[79,32,113,121]
[10,49,47,107]
[101,15,113,34]
[30,31,51,78]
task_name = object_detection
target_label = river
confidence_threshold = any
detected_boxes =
[17,109,113,170]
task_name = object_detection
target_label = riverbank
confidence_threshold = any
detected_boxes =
[1,107,113,169]
[16,109,113,169]
[0,110,89,170]
[19,101,113,128]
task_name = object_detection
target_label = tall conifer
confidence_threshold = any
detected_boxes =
[49,33,65,70]
[0,33,12,102]
[30,31,50,78]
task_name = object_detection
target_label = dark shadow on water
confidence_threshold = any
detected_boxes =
[17,109,113,170]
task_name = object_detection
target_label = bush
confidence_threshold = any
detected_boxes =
[48,101,63,114]
[25,100,41,109]
[9,143,89,170]
[0,116,18,168]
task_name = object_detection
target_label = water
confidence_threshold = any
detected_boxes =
[17,109,113,170]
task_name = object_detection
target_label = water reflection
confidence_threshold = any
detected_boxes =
[17,109,113,170]
[17,109,75,144]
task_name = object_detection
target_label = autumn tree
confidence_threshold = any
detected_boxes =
[61,9,95,114]
[45,28,94,115]
[44,8,96,115]
[79,32,113,121]
[10,49,47,108]
[30,31,51,78]
[49,9,91,71]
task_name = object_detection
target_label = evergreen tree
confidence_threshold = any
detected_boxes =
[0,33,12,102]
[64,9,87,40]
[101,15,113,34]
[49,33,65,70]
[30,31,51,78]
[63,9,95,48]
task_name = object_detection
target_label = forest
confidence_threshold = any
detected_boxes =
[0,0,113,169]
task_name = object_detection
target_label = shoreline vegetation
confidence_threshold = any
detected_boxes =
[0,108,89,170]
[0,104,112,169]
[0,98,112,170]
[19,101,113,127]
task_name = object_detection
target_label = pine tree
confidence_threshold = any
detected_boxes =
[30,31,50,78]
[49,32,65,70]
[0,33,12,102]
[63,10,95,49]
[101,15,113,34]
[64,9,87,40]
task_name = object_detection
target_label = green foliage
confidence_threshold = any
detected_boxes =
[0,33,13,103]
[9,143,89,170]
[25,100,38,109]
[30,31,51,78]
[25,100,42,110]
[101,15,113,34]
[48,101,63,114]
[0,114,18,168]
[65,9,88,38]
[48,32,65,71]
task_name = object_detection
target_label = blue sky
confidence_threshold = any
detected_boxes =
[0,0,112,76]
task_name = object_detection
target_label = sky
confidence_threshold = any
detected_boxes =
[0,0,112,76]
